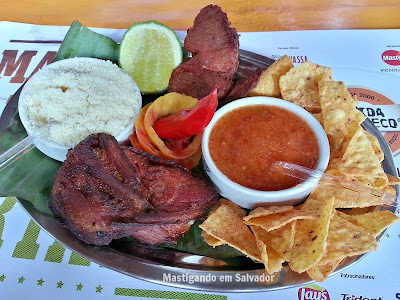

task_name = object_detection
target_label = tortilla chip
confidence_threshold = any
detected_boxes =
[381,186,397,207]
[318,214,377,265]
[279,61,332,111]
[244,206,293,221]
[199,205,262,262]
[251,226,286,274]
[336,210,399,237]
[202,198,247,247]
[319,80,365,118]
[313,183,384,209]
[210,198,247,219]
[387,174,400,185]
[254,221,296,261]
[245,209,316,232]
[202,232,224,247]
[306,259,342,282]
[364,130,384,162]
[344,206,379,215]
[289,194,334,273]
[248,55,294,98]
[319,80,366,157]
[312,112,323,125]
[336,127,388,188]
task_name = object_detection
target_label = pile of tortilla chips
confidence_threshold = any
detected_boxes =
[200,58,400,282]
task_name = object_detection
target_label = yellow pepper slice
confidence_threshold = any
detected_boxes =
[131,92,203,168]
[144,93,202,160]
[134,103,161,156]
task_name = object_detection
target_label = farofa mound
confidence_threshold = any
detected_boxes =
[24,57,140,147]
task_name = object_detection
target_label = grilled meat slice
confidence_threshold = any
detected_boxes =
[184,4,239,54]
[130,222,193,245]
[168,60,234,99]
[122,147,216,214]
[189,48,239,77]
[50,133,217,246]
[50,134,150,245]
[168,5,239,100]
[221,67,265,105]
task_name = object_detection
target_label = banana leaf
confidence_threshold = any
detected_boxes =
[0,117,61,215]
[0,117,243,258]
[159,220,245,259]
[54,20,119,63]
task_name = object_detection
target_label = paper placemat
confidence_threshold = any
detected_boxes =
[0,21,400,300]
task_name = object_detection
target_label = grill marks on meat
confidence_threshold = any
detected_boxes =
[123,148,213,213]
[50,133,217,246]
[168,5,239,99]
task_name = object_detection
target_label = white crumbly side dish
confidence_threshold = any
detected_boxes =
[24,58,140,147]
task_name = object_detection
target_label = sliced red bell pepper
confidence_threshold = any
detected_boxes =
[131,92,205,168]
[152,89,218,139]
[144,93,202,160]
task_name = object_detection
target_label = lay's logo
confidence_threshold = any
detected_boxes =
[382,50,400,66]
[298,284,330,300]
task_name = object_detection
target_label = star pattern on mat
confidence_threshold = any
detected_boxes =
[0,274,5,282]
[386,233,391,238]
[76,283,83,291]
[37,278,44,286]
[96,285,103,293]
[18,276,25,284]
[56,281,64,288]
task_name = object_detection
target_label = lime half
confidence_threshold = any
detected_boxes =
[119,21,183,94]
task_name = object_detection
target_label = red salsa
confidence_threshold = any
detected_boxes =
[208,105,319,191]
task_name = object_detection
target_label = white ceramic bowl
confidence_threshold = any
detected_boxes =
[18,58,142,162]
[202,96,330,209]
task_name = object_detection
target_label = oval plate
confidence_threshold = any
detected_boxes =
[5,51,399,292]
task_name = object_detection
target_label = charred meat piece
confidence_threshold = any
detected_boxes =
[168,5,239,100]
[130,222,193,245]
[186,48,239,78]
[168,59,234,100]
[50,133,217,246]
[221,67,265,105]
[122,147,216,213]
[184,4,239,54]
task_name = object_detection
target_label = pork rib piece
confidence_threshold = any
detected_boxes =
[50,133,217,246]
